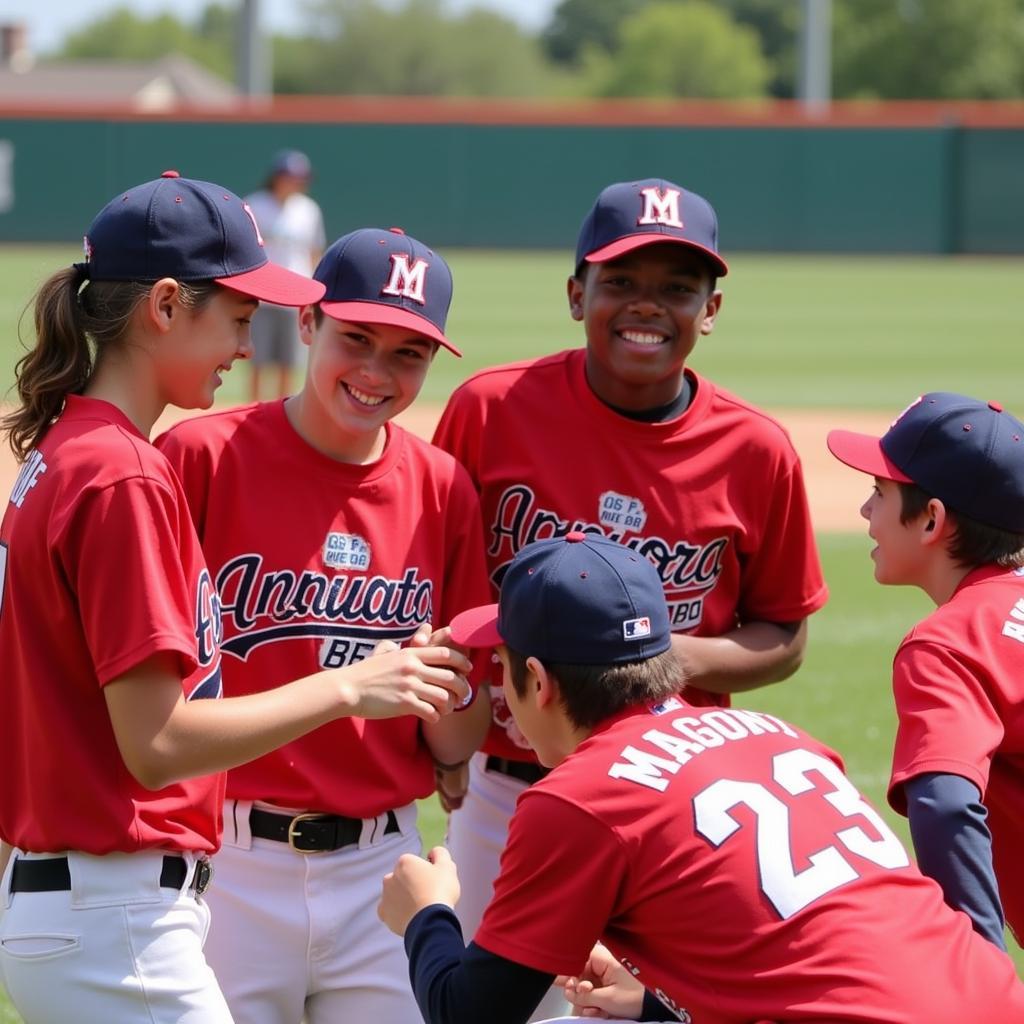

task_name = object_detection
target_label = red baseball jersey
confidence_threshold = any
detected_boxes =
[887,564,1024,945]
[475,698,1024,1023]
[0,396,224,855]
[433,350,828,759]
[157,400,491,817]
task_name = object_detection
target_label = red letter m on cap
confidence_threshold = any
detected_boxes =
[637,187,683,228]
[382,254,428,305]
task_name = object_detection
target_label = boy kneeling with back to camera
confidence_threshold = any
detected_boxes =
[378,532,1024,1024]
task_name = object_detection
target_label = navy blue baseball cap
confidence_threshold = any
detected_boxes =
[314,227,459,356]
[828,393,1024,532]
[450,532,672,665]
[575,178,728,277]
[82,170,326,306]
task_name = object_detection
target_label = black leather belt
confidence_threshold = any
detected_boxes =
[485,755,549,786]
[9,855,211,895]
[250,807,400,853]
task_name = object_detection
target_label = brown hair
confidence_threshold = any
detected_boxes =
[506,646,683,730]
[2,270,217,461]
[897,481,1024,569]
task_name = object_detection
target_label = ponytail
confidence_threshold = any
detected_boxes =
[3,266,93,460]
[2,269,218,461]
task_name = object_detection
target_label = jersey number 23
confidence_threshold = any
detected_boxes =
[695,747,909,919]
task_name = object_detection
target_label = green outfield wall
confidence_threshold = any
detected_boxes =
[0,112,1021,253]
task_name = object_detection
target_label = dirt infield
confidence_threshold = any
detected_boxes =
[0,404,888,533]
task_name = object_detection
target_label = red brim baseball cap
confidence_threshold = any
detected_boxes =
[450,603,502,649]
[320,299,461,356]
[83,171,328,307]
[826,429,914,483]
[585,233,729,277]
[216,263,326,307]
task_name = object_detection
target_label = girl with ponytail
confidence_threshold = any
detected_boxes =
[0,173,470,1023]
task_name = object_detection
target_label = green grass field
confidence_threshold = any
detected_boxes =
[1,247,1022,1016]
[2,245,1023,411]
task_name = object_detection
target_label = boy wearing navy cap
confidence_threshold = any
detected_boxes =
[157,228,491,1024]
[828,393,1024,950]
[379,532,1024,1024]
[431,178,827,1018]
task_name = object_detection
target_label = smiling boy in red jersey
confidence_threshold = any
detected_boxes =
[829,393,1024,951]
[158,227,491,1024]
[432,179,827,1015]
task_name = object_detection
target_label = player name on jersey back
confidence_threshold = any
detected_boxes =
[609,698,799,792]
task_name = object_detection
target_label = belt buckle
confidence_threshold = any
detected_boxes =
[287,812,331,854]
[192,858,213,896]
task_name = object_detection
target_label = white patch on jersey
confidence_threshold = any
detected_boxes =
[324,532,371,570]
[598,490,648,533]
[649,695,684,716]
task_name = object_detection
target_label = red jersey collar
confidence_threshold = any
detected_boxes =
[953,562,1022,597]
[568,349,712,437]
[63,394,148,441]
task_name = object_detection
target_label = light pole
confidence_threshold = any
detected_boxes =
[237,0,270,100]
[798,0,832,116]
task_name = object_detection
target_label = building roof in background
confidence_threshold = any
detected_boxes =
[0,53,238,111]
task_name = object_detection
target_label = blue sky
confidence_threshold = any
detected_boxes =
[6,0,559,55]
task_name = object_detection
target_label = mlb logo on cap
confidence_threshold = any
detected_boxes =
[313,227,460,356]
[575,177,729,277]
[624,617,652,640]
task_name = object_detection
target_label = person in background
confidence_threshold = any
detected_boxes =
[245,148,326,400]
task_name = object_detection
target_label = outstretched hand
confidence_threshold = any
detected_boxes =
[379,845,461,936]
[336,636,472,722]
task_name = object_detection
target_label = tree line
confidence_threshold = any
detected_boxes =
[56,0,1024,100]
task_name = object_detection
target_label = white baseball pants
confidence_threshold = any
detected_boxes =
[0,848,231,1023]
[204,800,423,1024]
